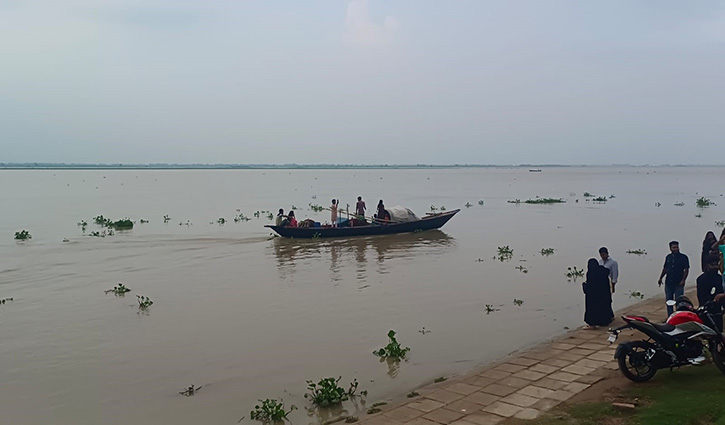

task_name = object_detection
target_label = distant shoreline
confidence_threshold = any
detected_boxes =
[1,164,721,170]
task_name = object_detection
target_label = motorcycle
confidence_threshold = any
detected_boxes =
[608,293,725,382]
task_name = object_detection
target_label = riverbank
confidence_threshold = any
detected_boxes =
[360,290,688,425]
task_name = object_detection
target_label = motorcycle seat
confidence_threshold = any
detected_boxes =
[651,322,676,332]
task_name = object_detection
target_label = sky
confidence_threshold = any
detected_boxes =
[1,0,724,165]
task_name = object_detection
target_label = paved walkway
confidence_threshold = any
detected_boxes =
[359,291,685,425]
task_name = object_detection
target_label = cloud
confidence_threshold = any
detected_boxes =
[345,0,398,46]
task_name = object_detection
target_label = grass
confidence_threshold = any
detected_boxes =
[373,330,410,360]
[529,366,725,425]
[14,230,31,240]
[525,197,566,204]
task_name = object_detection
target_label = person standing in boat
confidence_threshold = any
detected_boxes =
[330,199,338,227]
[275,208,285,226]
[355,196,366,219]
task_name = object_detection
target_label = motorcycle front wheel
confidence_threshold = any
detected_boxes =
[710,340,725,375]
[617,341,657,382]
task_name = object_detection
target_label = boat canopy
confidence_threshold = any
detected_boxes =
[387,206,420,222]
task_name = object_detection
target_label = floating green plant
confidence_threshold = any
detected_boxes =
[309,204,324,212]
[266,213,274,220]
[566,266,584,279]
[136,295,153,310]
[515,265,528,274]
[110,219,133,230]
[234,214,251,223]
[77,220,88,227]
[513,299,524,306]
[139,219,149,224]
[250,398,296,422]
[14,230,31,240]
[485,304,500,314]
[507,199,521,204]
[478,200,484,205]
[430,205,438,212]
[628,290,645,300]
[540,248,555,256]
[525,197,565,204]
[163,215,171,223]
[696,197,716,207]
[716,220,725,227]
[626,249,647,255]
[373,330,410,360]
[654,202,661,207]
[440,206,446,211]
[253,211,261,218]
[695,213,703,218]
[291,205,298,210]
[495,245,514,261]
[0,297,14,305]
[179,385,202,397]
[94,215,111,226]
[592,196,607,203]
[674,202,685,207]
[105,283,131,295]
[609,194,616,199]
[465,202,473,208]
[304,377,360,407]
[217,218,226,225]
[583,192,594,198]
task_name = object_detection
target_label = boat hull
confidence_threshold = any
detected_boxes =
[266,209,459,239]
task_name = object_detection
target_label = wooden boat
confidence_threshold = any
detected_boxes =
[266,209,460,239]
[529,169,542,172]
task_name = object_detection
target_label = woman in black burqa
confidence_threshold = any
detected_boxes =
[583,258,614,328]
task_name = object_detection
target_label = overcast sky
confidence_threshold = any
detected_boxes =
[1,0,724,165]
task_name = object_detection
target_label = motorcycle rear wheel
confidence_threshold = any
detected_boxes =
[710,340,725,375]
[617,341,657,382]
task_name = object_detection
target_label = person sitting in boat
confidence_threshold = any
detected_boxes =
[275,208,285,226]
[286,210,298,227]
[376,200,391,222]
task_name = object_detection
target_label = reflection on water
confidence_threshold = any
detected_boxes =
[269,231,456,282]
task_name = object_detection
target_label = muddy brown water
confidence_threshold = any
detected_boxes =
[0,167,723,424]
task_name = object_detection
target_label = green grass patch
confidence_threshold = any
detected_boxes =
[530,367,725,425]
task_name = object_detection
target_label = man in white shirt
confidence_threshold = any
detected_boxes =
[599,247,619,293]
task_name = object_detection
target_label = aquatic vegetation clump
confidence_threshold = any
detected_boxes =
[465,202,472,208]
[139,219,149,224]
[179,385,202,397]
[495,245,514,261]
[696,197,716,207]
[515,265,528,274]
[626,249,647,255]
[234,214,250,223]
[485,304,500,314]
[14,230,31,240]
[0,297,14,305]
[540,248,555,256]
[217,217,226,225]
[136,295,153,310]
[513,299,524,306]
[628,290,645,300]
[110,219,133,230]
[309,204,324,212]
[591,196,607,203]
[525,197,565,204]
[583,192,594,198]
[105,283,131,295]
[566,266,584,280]
[674,202,685,207]
[163,215,171,223]
[94,215,111,226]
[507,199,521,204]
[716,220,725,227]
[304,377,360,407]
[373,330,410,360]
[478,200,484,205]
[250,399,296,422]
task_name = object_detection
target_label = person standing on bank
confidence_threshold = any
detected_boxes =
[583,258,614,329]
[598,247,619,293]
[658,240,690,316]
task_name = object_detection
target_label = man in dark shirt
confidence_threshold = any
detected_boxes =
[658,240,690,316]
[698,255,724,331]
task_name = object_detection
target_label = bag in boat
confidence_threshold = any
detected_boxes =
[386,206,420,223]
